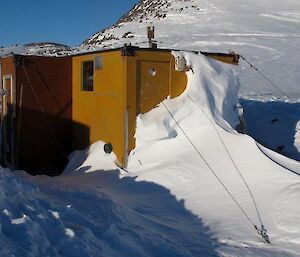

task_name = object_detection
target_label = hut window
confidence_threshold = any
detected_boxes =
[82,61,94,91]
[95,56,103,70]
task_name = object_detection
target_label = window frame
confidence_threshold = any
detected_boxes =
[81,60,94,92]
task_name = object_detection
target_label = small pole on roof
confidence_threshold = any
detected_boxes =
[147,26,157,49]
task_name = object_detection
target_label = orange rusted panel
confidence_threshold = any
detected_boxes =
[0,55,72,174]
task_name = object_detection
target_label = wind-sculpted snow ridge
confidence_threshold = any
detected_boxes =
[61,52,300,256]
[123,52,300,256]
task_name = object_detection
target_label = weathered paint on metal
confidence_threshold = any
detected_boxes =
[0,55,72,174]
[72,51,126,166]
[72,48,188,167]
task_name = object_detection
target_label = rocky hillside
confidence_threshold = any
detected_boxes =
[81,0,300,100]
[0,42,72,57]
[84,0,203,49]
[2,0,300,100]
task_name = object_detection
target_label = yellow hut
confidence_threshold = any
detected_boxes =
[72,46,239,167]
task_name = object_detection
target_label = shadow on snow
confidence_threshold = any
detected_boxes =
[241,99,300,162]
[0,168,219,257]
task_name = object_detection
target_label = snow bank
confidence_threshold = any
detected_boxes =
[124,52,300,256]
[63,141,119,174]
[0,165,219,257]
[256,143,300,175]
[134,52,241,152]
[1,52,300,257]
[62,51,300,256]
[173,51,241,131]
[0,168,83,256]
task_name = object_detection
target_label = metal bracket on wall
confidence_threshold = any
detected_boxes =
[121,45,136,57]
[14,55,25,67]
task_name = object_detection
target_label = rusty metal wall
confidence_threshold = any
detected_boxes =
[14,55,73,174]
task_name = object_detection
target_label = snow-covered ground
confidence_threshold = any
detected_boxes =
[241,99,300,162]
[1,52,300,256]
[1,0,300,256]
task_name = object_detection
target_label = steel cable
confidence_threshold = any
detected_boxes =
[240,55,291,100]
[160,100,257,227]
[187,94,264,227]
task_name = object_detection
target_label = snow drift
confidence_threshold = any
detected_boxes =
[1,52,300,257]
[124,52,300,256]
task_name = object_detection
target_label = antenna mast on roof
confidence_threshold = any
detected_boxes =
[147,26,157,49]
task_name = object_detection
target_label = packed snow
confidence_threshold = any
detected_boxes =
[1,52,300,256]
[1,0,300,256]
[241,99,300,162]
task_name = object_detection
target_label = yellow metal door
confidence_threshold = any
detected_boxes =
[137,61,170,114]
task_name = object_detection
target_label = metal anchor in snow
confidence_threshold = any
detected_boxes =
[255,225,271,244]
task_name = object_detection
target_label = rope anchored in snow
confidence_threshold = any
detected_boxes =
[141,57,271,243]
[160,100,271,244]
[186,95,271,244]
[255,225,270,244]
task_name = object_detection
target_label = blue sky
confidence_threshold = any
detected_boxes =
[0,0,139,47]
